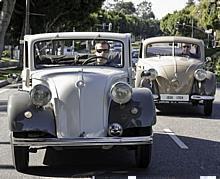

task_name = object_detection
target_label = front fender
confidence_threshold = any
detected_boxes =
[8,91,56,136]
[108,88,156,130]
[203,71,216,96]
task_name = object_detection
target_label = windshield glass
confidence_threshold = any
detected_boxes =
[145,42,201,59]
[34,39,124,69]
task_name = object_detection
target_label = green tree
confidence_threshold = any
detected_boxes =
[160,1,212,39]
[0,0,16,58]
[136,0,155,19]
[5,0,105,49]
[113,1,136,15]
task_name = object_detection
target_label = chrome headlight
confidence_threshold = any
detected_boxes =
[30,84,52,106]
[194,69,207,81]
[110,82,132,104]
[141,68,158,80]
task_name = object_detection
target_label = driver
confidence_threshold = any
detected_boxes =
[95,41,110,65]
[181,43,197,58]
[94,41,121,65]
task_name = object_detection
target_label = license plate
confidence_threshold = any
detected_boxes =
[160,94,189,101]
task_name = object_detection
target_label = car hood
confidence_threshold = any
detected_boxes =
[31,67,127,138]
[139,56,203,94]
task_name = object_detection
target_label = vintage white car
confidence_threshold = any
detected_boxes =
[8,32,156,171]
[135,36,216,116]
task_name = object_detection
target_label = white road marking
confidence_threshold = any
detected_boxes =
[0,89,8,94]
[200,177,216,179]
[128,177,136,179]
[163,128,189,149]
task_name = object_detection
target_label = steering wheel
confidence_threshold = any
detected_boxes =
[82,56,108,65]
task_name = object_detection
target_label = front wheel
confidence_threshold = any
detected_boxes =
[135,144,152,168]
[11,145,29,172]
[204,100,213,116]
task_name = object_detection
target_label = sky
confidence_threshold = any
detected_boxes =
[123,0,191,20]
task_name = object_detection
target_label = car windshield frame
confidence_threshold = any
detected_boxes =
[34,38,125,69]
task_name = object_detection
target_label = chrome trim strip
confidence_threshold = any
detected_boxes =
[191,95,215,100]
[11,136,153,147]
[153,94,159,99]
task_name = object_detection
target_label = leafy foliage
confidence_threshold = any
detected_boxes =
[6,0,105,46]
[112,1,136,15]
[136,0,155,19]
[160,0,220,41]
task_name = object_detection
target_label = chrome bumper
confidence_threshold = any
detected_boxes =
[190,95,215,100]
[153,94,214,102]
[11,134,153,147]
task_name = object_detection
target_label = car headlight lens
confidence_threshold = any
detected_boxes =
[110,82,132,104]
[194,69,207,81]
[30,84,52,106]
[141,68,158,80]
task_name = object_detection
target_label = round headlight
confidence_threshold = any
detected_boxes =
[148,68,158,80]
[141,68,158,80]
[194,69,207,81]
[30,84,52,106]
[110,82,132,104]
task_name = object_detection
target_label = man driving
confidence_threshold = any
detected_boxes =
[181,43,198,58]
[94,41,121,66]
[95,41,110,65]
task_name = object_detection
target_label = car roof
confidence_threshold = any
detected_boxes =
[142,36,204,47]
[24,32,131,42]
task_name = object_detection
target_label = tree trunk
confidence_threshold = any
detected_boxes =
[0,0,16,59]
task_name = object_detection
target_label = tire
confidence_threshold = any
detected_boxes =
[204,100,213,116]
[135,144,152,168]
[11,145,29,172]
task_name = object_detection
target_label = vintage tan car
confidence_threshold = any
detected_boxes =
[135,36,216,116]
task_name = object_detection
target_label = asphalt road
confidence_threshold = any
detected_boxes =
[0,83,220,179]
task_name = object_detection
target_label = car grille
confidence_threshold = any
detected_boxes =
[156,76,194,94]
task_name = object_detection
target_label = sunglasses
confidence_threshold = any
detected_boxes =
[96,49,109,53]
[183,46,190,48]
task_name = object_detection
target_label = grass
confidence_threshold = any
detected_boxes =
[0,68,22,80]
[1,57,18,62]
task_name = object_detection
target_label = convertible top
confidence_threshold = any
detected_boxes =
[24,32,131,43]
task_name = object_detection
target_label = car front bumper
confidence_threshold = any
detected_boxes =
[153,94,214,102]
[11,134,153,147]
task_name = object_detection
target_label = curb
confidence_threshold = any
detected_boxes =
[0,61,19,68]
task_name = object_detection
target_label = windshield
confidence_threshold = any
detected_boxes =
[34,39,124,69]
[145,42,201,59]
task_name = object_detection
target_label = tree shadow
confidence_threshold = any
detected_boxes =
[147,133,220,177]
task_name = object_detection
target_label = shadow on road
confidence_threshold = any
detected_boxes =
[26,147,138,177]
[156,102,220,120]
[20,133,220,178]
